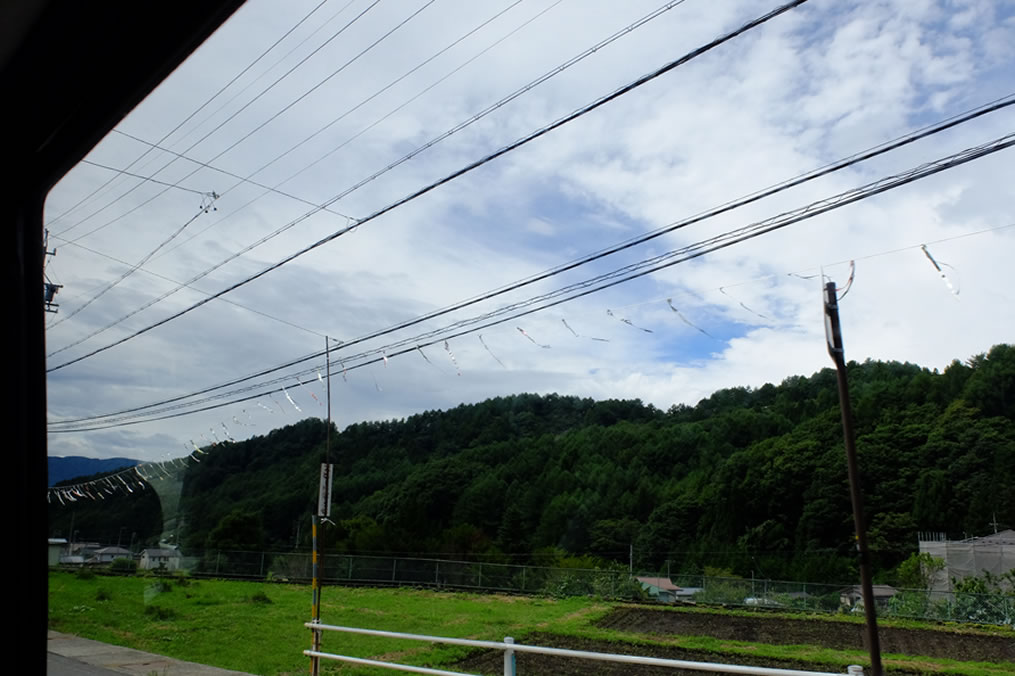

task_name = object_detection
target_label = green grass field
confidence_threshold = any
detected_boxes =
[47,571,1014,676]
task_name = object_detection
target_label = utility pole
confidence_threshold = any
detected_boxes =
[823,281,883,676]
[43,229,62,314]
[310,337,336,676]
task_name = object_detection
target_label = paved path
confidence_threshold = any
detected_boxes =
[48,631,255,675]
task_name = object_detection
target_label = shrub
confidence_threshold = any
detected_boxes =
[75,568,96,580]
[95,588,112,601]
[250,591,272,604]
[110,558,137,574]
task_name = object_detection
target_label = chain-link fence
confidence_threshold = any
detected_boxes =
[107,550,1015,626]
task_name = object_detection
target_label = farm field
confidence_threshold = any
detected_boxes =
[48,571,1014,676]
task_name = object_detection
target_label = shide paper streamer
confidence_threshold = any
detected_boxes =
[921,244,959,296]
[719,287,768,320]
[478,334,506,368]
[606,309,652,333]
[282,386,302,413]
[561,318,609,342]
[666,299,716,339]
[517,326,551,348]
[444,340,462,376]
[837,261,856,299]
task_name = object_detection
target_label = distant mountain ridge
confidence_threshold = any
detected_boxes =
[49,456,139,486]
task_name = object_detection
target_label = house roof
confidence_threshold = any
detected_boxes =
[636,576,680,592]
[840,585,897,597]
[964,529,1015,545]
[142,548,181,557]
[95,546,131,555]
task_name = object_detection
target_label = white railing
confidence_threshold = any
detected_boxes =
[304,622,864,676]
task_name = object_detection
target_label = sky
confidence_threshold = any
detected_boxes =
[43,0,1015,465]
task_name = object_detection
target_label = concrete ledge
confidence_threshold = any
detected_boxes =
[48,631,255,675]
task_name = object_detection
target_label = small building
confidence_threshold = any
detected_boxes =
[48,538,68,566]
[91,546,132,564]
[140,548,182,571]
[636,576,681,603]
[839,584,897,609]
[673,586,702,601]
[919,530,1015,592]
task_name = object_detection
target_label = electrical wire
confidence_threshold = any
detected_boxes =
[43,0,689,359]
[47,203,214,331]
[50,90,1014,390]
[54,0,384,245]
[44,0,811,374]
[77,160,209,196]
[47,237,332,340]
[101,133,356,222]
[47,100,1015,422]
[48,0,335,235]
[48,131,1015,431]
[43,0,679,350]
[158,0,568,262]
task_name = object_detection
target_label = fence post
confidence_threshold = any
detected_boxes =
[503,636,516,676]
[435,561,440,587]
[392,559,397,583]
[215,551,220,575]
[478,563,483,588]
[260,552,265,577]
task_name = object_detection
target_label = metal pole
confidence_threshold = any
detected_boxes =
[823,281,883,676]
[503,637,516,676]
[311,514,320,676]
[325,335,332,466]
[309,335,333,676]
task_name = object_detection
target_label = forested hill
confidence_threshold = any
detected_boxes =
[179,344,1015,582]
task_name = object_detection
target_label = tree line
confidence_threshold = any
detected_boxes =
[54,344,1015,584]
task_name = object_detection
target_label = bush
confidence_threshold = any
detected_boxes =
[75,568,96,580]
[110,558,137,574]
[249,591,272,604]
[95,588,112,601]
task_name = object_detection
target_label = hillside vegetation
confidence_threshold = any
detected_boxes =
[143,344,1015,581]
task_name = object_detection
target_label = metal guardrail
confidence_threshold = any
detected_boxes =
[304,622,864,676]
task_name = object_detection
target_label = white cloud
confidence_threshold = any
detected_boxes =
[44,0,1015,463]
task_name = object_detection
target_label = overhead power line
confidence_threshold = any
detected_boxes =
[108,0,680,308]
[166,0,683,256]
[48,0,335,235]
[47,203,214,332]
[105,0,531,256]
[54,0,384,244]
[45,0,811,374]
[76,93,1009,423]
[47,95,1013,423]
[48,131,1015,431]
[94,0,535,259]
[103,133,356,222]
[47,237,331,340]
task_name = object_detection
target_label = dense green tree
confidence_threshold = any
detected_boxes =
[148,345,1015,583]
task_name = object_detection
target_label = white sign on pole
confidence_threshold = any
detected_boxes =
[318,463,334,517]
